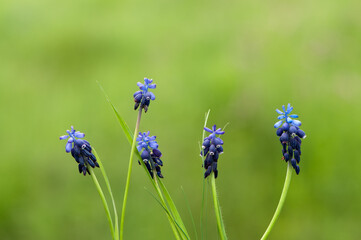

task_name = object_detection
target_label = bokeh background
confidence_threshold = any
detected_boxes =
[1,0,361,239]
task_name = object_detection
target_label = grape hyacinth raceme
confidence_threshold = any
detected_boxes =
[59,126,99,176]
[137,131,164,178]
[274,104,306,174]
[133,78,156,113]
[201,125,225,178]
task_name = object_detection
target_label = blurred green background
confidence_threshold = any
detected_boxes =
[1,0,361,239]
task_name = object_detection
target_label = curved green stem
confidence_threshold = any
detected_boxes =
[92,149,119,240]
[261,162,292,240]
[89,168,115,240]
[120,108,142,240]
[211,173,228,240]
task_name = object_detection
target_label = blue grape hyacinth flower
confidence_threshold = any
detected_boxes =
[133,78,156,113]
[274,103,301,128]
[137,131,164,178]
[201,125,225,178]
[274,104,306,174]
[59,126,99,176]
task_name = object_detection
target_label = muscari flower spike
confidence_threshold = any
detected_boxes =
[274,104,306,174]
[133,78,156,113]
[59,126,99,176]
[137,131,164,178]
[201,125,225,178]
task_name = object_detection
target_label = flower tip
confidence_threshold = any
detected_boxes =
[274,120,283,128]
[59,135,69,140]
[276,109,283,114]
[292,120,302,127]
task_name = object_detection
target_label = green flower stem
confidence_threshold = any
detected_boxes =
[200,110,210,240]
[261,162,293,240]
[154,174,182,240]
[89,168,115,240]
[92,149,119,240]
[211,173,228,240]
[120,108,142,240]
[200,178,206,240]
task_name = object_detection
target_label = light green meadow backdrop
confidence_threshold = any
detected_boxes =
[1,0,360,239]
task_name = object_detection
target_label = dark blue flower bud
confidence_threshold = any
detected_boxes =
[280,132,289,142]
[141,149,150,160]
[290,138,298,149]
[144,92,152,100]
[134,102,140,110]
[204,166,212,178]
[202,139,210,149]
[204,154,213,168]
[144,160,152,177]
[294,141,301,151]
[213,151,219,161]
[213,138,223,146]
[276,128,283,136]
[217,145,223,154]
[294,150,300,163]
[134,93,142,102]
[133,91,142,97]
[295,165,300,175]
[200,147,209,156]
[296,129,306,139]
[152,148,162,158]
[87,159,95,168]
[155,165,163,178]
[209,144,216,155]
[157,171,163,178]
[288,146,293,158]
[283,152,290,161]
[154,158,163,166]
[282,123,290,131]
[212,162,218,178]
[78,164,83,174]
[291,158,297,169]
[289,126,297,134]
[143,104,149,113]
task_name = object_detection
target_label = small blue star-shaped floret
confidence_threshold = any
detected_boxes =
[59,126,99,176]
[133,78,156,113]
[274,103,301,128]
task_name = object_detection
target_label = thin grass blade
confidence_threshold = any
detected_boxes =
[181,186,198,240]
[92,149,119,240]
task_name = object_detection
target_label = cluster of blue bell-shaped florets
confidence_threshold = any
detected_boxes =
[201,125,225,178]
[137,131,164,178]
[133,78,156,113]
[274,104,306,174]
[60,126,99,176]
